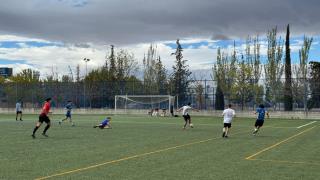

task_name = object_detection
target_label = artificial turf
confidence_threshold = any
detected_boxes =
[0,114,319,180]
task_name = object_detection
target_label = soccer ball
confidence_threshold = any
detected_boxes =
[189,123,194,128]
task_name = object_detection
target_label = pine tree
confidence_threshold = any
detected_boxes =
[155,56,168,94]
[170,39,191,105]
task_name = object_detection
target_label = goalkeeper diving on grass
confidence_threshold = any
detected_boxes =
[93,117,112,129]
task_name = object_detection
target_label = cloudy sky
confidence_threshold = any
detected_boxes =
[0,0,319,78]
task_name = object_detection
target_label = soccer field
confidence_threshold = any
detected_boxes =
[0,114,319,180]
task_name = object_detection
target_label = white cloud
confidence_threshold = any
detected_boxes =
[2,34,316,80]
[123,38,217,72]
[0,41,106,78]
[0,35,50,42]
[0,35,218,79]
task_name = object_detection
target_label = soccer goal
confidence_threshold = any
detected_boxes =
[114,95,176,115]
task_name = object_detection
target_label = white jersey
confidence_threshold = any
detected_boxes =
[222,108,235,123]
[16,102,22,112]
[182,105,192,116]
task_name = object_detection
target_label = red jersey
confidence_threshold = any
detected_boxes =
[40,101,51,115]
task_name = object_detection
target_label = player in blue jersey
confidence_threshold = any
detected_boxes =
[59,100,74,126]
[93,117,112,129]
[253,104,269,135]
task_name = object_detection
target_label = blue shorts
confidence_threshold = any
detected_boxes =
[101,122,108,126]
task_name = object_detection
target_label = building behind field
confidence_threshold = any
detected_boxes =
[0,67,13,78]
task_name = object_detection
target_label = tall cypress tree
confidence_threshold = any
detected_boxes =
[213,47,226,110]
[215,83,224,110]
[284,24,293,111]
[108,45,116,80]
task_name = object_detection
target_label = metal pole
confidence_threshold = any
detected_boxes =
[304,79,308,117]
[176,95,179,109]
[204,79,207,110]
[114,95,117,115]
[168,95,171,114]
[83,58,90,109]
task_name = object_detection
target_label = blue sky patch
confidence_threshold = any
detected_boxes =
[0,59,27,65]
[165,36,320,64]
[56,0,89,8]
[0,41,62,48]
[165,41,213,49]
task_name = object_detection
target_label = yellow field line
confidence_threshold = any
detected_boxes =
[247,158,320,166]
[35,130,250,180]
[245,126,316,160]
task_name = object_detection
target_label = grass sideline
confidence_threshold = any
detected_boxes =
[0,114,319,180]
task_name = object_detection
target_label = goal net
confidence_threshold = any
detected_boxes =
[114,95,175,115]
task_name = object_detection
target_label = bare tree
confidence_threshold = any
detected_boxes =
[299,36,313,113]
[264,27,284,110]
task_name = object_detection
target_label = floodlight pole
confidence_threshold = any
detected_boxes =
[168,95,171,113]
[83,58,90,108]
[114,95,118,115]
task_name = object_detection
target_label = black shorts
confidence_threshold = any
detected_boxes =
[39,114,50,123]
[16,111,22,114]
[183,114,190,121]
[66,111,71,118]
[255,120,264,127]
[224,123,231,128]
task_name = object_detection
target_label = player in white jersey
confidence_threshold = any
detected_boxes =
[16,100,23,121]
[222,104,235,138]
[177,102,199,129]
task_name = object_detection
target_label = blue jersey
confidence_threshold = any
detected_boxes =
[101,119,110,126]
[65,103,72,117]
[256,108,266,120]
[66,103,72,112]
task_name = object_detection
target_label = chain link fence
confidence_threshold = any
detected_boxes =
[0,79,319,113]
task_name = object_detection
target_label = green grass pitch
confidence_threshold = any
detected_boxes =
[0,114,319,180]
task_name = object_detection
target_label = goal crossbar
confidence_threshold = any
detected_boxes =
[114,95,175,114]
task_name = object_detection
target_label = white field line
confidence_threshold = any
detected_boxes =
[297,121,317,129]
[113,121,297,128]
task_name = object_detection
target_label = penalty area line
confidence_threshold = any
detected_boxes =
[245,126,316,160]
[247,158,320,166]
[35,130,250,180]
[297,121,317,129]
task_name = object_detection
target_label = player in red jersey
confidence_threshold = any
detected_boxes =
[32,98,52,138]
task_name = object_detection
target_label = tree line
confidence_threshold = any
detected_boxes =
[213,25,319,111]
[0,25,319,110]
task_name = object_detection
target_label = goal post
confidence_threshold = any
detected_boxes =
[114,95,175,115]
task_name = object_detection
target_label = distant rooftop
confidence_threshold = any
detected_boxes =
[0,67,13,78]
